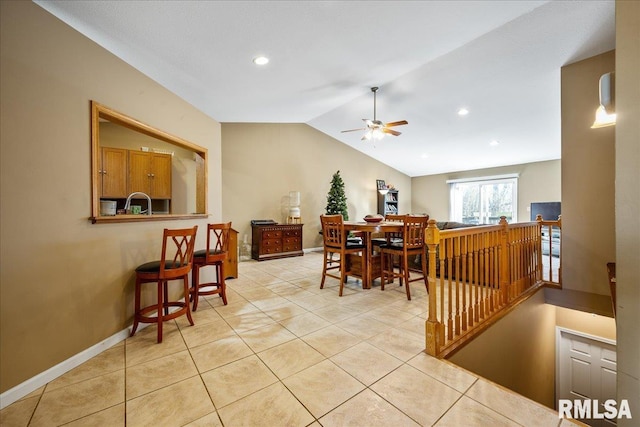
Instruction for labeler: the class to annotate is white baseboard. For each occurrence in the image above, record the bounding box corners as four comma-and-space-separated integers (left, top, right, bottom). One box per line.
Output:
0, 304, 184, 410
304, 247, 323, 253
0, 328, 129, 410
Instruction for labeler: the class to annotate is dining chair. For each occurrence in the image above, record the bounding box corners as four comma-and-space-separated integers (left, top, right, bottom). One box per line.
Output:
379, 215, 429, 300
191, 222, 232, 310
372, 213, 406, 248
320, 214, 366, 296
130, 226, 198, 343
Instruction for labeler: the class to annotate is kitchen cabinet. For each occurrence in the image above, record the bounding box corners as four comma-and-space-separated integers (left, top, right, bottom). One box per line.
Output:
99, 147, 128, 198
129, 151, 172, 199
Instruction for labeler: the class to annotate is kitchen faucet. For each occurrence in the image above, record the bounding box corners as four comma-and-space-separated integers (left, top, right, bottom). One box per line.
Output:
124, 192, 152, 215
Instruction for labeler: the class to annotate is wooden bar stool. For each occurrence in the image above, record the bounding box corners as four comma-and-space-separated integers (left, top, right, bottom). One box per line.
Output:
191, 222, 231, 310
130, 226, 198, 343
380, 215, 429, 300
320, 214, 366, 296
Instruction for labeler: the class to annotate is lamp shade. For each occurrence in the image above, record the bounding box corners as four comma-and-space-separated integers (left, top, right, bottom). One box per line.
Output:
591, 72, 616, 128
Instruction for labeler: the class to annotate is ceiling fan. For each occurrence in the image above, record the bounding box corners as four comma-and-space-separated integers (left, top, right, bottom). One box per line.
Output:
341, 86, 408, 141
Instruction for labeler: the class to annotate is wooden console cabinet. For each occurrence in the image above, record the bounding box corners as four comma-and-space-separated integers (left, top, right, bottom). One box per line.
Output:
251, 224, 303, 261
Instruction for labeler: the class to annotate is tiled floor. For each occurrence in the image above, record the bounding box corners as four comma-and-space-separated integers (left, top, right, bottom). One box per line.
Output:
1, 252, 577, 426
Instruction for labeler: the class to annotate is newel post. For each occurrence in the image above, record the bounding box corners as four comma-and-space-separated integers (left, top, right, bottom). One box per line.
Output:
499, 216, 511, 303
425, 219, 441, 356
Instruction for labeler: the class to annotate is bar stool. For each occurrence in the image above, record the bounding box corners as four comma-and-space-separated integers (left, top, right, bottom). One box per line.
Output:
380, 215, 429, 300
320, 214, 366, 296
191, 222, 231, 310
130, 226, 198, 343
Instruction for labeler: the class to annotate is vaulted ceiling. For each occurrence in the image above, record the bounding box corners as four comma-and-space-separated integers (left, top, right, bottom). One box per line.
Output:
35, 1, 615, 176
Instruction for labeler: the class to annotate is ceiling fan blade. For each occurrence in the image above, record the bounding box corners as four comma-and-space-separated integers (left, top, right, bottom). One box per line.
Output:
341, 128, 366, 133
384, 120, 408, 127
382, 128, 401, 136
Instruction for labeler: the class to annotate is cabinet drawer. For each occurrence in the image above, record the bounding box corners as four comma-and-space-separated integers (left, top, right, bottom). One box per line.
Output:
262, 244, 283, 254
261, 238, 282, 254
283, 244, 300, 252
262, 238, 282, 248
262, 230, 282, 239
283, 237, 301, 245
283, 229, 301, 238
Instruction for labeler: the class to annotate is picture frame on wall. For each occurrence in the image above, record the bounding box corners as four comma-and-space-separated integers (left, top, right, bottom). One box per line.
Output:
376, 179, 386, 190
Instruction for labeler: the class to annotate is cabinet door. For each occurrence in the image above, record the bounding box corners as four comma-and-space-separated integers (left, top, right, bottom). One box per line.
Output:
150, 153, 172, 199
100, 147, 128, 198
128, 151, 151, 194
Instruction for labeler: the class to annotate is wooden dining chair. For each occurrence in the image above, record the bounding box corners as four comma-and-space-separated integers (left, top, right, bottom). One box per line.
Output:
191, 222, 231, 310
380, 215, 429, 300
320, 214, 366, 296
130, 226, 198, 343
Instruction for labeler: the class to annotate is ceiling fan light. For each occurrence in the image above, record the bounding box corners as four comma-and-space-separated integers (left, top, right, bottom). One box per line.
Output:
372, 128, 384, 140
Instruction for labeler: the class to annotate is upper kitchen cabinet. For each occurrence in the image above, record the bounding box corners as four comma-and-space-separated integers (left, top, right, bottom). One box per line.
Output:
99, 147, 128, 198
129, 151, 172, 199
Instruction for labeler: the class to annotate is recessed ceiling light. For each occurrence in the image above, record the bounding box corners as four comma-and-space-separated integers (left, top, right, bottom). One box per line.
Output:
253, 56, 269, 65
457, 108, 469, 116
490, 140, 500, 146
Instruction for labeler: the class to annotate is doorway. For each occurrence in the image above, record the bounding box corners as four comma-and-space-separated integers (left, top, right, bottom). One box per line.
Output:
556, 327, 617, 426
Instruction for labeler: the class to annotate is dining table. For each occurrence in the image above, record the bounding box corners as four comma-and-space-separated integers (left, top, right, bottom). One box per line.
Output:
343, 220, 404, 289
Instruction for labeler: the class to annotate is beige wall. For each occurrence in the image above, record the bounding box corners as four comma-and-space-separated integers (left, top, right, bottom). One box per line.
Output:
221, 123, 411, 249
614, 1, 640, 423
411, 160, 561, 223
560, 51, 616, 298
449, 291, 557, 408
0, 1, 221, 393
555, 307, 616, 341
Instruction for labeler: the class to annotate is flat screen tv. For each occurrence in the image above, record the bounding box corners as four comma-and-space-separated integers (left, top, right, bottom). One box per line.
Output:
530, 202, 561, 221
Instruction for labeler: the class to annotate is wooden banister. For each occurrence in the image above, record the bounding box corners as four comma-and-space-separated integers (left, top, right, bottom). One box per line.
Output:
425, 216, 562, 358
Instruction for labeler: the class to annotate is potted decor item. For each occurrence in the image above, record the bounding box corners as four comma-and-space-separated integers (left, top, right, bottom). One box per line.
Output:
325, 170, 349, 220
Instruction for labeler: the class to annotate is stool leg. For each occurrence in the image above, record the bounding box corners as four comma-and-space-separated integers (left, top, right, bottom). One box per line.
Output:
403, 255, 411, 301
130, 277, 142, 337
339, 252, 346, 296
320, 249, 328, 289
192, 265, 200, 311
157, 280, 164, 343
380, 251, 387, 291
218, 263, 228, 305
183, 276, 194, 326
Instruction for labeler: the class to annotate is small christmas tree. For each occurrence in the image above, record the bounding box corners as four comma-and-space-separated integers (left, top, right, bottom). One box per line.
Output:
325, 170, 349, 220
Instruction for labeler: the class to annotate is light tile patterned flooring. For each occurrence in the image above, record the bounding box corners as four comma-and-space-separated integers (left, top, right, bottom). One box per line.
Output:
1, 251, 576, 426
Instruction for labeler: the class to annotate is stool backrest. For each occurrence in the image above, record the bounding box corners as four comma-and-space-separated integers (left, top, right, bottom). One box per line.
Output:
205, 222, 232, 263
320, 214, 346, 250
160, 226, 198, 279
385, 214, 406, 241
403, 215, 429, 250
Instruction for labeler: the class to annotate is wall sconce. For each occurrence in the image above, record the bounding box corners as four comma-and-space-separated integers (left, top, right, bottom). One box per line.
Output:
378, 188, 389, 195
591, 72, 616, 129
